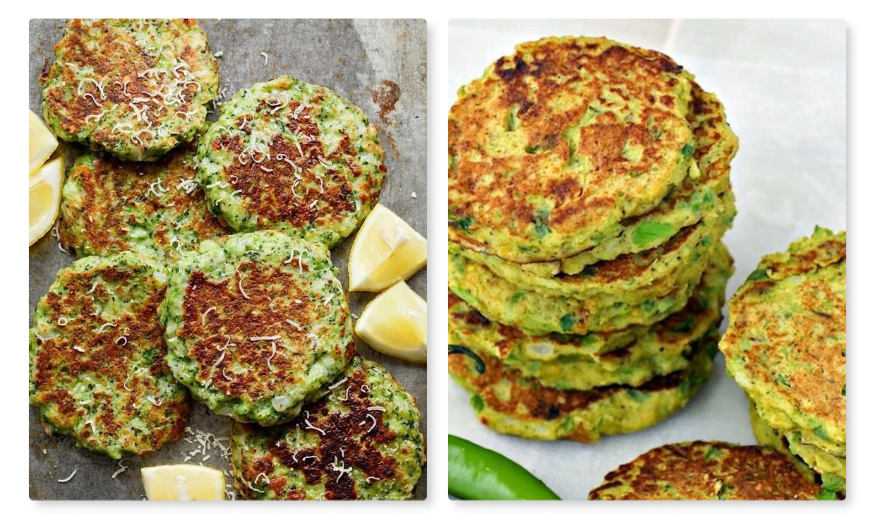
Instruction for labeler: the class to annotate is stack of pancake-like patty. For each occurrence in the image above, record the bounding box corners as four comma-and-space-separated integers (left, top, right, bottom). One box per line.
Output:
447, 36, 738, 442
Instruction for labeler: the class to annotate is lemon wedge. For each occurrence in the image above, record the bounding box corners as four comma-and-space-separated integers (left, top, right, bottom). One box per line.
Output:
355, 281, 427, 363
141, 464, 225, 501
29, 157, 64, 246
349, 203, 427, 291
30, 109, 58, 176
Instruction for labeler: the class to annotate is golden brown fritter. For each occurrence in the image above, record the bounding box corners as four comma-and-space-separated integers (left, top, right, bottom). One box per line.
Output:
60, 145, 229, 261
448, 37, 697, 262
721, 228, 845, 453
160, 231, 352, 426
29, 252, 190, 459
197, 76, 385, 248
40, 19, 219, 161
589, 441, 827, 500
230, 356, 425, 500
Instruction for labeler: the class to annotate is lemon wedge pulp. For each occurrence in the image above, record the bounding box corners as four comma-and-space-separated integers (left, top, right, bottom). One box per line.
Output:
141, 464, 225, 501
349, 203, 427, 291
355, 281, 427, 364
29, 109, 58, 176
29, 157, 64, 246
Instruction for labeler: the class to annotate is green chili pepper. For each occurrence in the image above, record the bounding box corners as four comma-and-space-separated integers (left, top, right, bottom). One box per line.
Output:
448, 435, 561, 500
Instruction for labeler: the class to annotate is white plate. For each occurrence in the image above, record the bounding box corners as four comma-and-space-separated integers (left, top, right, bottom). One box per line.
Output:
447, 18, 846, 499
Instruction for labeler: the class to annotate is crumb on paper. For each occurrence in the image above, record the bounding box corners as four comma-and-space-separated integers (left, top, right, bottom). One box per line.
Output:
411, 192, 417, 199
214, 51, 224, 58
260, 52, 268, 66
112, 458, 129, 479
57, 468, 78, 483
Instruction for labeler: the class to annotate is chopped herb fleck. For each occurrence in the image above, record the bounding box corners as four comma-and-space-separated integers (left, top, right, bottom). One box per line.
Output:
777, 373, 791, 388
672, 317, 695, 333
633, 221, 675, 247
704, 341, 720, 360
578, 267, 596, 277
813, 426, 833, 442
746, 268, 769, 282
560, 416, 575, 432
533, 209, 551, 238
506, 105, 520, 132
448, 345, 485, 374
559, 314, 575, 332
817, 490, 838, 500
704, 446, 723, 461
626, 389, 649, 402
679, 378, 692, 398
821, 475, 845, 493
451, 215, 474, 232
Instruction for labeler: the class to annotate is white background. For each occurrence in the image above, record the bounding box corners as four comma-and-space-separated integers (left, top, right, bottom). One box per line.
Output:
448, 18, 846, 499
7, 0, 877, 525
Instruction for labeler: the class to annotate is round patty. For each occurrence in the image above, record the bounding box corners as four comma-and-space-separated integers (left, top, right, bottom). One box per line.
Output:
448, 241, 731, 390
160, 231, 353, 426
60, 145, 229, 261
588, 441, 829, 500
720, 227, 846, 457
448, 36, 696, 263
197, 76, 386, 248
230, 356, 425, 500
40, 19, 220, 161
29, 252, 191, 459
519, 81, 738, 277
448, 336, 716, 443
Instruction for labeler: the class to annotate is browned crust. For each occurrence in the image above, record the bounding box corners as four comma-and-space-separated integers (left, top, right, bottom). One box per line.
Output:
32, 263, 189, 454
448, 345, 685, 422
724, 265, 846, 430
448, 37, 691, 254
42, 19, 213, 147
178, 263, 334, 400
722, 231, 846, 440
763, 238, 846, 279
208, 77, 383, 232
59, 146, 228, 255
688, 81, 738, 188
589, 441, 823, 500
236, 367, 400, 500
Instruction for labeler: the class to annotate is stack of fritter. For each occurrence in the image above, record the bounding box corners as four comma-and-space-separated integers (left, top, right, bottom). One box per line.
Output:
447, 36, 738, 442
720, 228, 846, 496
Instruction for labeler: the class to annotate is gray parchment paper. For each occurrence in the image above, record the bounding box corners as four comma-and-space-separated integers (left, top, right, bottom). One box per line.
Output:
29, 18, 427, 500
